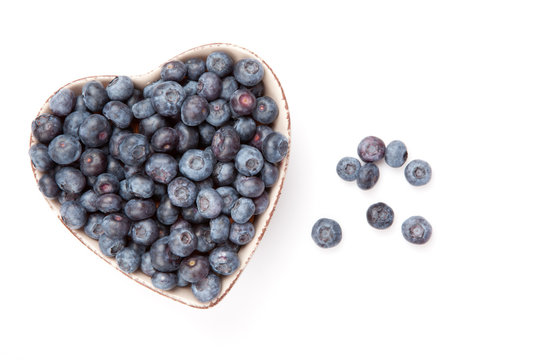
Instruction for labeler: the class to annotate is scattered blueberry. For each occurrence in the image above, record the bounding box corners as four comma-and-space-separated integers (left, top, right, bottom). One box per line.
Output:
32, 114, 63, 144
141, 252, 157, 277
385, 140, 408, 168
311, 218, 342, 248
96, 193, 123, 213
212, 162, 237, 187
175, 123, 199, 154
139, 115, 167, 139
151, 81, 186, 117
336, 157, 361, 181
358, 136, 386, 163
404, 159, 432, 186
216, 186, 240, 216
356, 163, 379, 190
195, 224, 216, 252
366, 202, 394, 230
401, 216, 432, 244
249, 125, 273, 150
126, 174, 155, 199
79, 190, 99, 212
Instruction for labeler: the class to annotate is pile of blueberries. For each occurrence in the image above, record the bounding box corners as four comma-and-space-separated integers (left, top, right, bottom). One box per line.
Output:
29, 51, 289, 303
312, 136, 432, 248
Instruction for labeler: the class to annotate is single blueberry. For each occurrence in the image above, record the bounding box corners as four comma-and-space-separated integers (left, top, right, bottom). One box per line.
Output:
253, 191, 269, 215
103, 101, 133, 129
79, 190, 99, 212
157, 195, 180, 226
75, 94, 87, 111
78, 114, 112, 148
150, 236, 182, 272
234, 175, 265, 198
124, 199, 156, 221
126, 88, 143, 108
211, 126, 241, 162
151, 81, 186, 117
102, 213, 131, 238
209, 215, 230, 244
49, 88, 75, 117
195, 224, 215, 253
336, 157, 361, 181
96, 193, 123, 213
385, 140, 408, 168
404, 160, 432, 186
178, 255, 210, 283
99, 234, 126, 257
186, 58, 206, 80
249, 125, 273, 150
235, 145, 264, 176
126, 174, 154, 199
196, 177, 215, 190
115, 248, 141, 273
402, 216, 432, 245
261, 162, 279, 187
161, 60, 187, 82
209, 246, 239, 276
358, 136, 386, 163
94, 173, 120, 195
151, 127, 179, 153
131, 219, 159, 246
196, 188, 224, 219
118, 133, 151, 167
234, 58, 264, 87
192, 273, 221, 303
366, 202, 394, 230
29, 143, 54, 172
84, 213, 105, 240
231, 197, 255, 224
262, 132, 289, 164
55, 167, 86, 194
216, 186, 240, 216
220, 76, 239, 101
82, 80, 109, 112
151, 271, 177, 290
181, 95, 209, 126
106, 76, 134, 101
169, 227, 198, 257
107, 156, 126, 181
182, 205, 207, 225
179, 149, 214, 181
145, 153, 178, 184
63, 110, 91, 138
183, 80, 198, 96
212, 162, 237, 187
206, 51, 234, 77
132, 98, 156, 119
252, 96, 278, 124
197, 72, 222, 101
60, 201, 87, 229
311, 218, 342, 248
108, 130, 130, 159
247, 81, 265, 97
167, 177, 197, 208
32, 114, 62, 144
175, 122, 199, 154
80, 148, 107, 176
230, 89, 256, 116
198, 122, 216, 147
229, 222, 255, 246
233, 117, 256, 143
141, 252, 157, 276
119, 179, 134, 201
356, 163, 379, 190
38, 173, 61, 198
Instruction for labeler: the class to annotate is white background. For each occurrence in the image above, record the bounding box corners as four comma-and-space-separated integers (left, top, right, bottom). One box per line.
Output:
2, 0, 540, 359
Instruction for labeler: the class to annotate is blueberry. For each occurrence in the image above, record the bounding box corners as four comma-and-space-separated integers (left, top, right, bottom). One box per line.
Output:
253, 191, 269, 215
211, 126, 241, 162
32, 114, 62, 143
49, 88, 75, 117
150, 236, 182, 272
55, 167, 86, 194
402, 216, 432, 244
126, 88, 143, 108
102, 213, 131, 238
181, 205, 207, 225
75, 95, 87, 111
79, 114, 112, 148
220, 76, 239, 101
108, 130, 130, 159
141, 252, 157, 276
60, 201, 87, 229
366, 202, 394, 230
358, 136, 386, 163
29, 143, 54, 172
48, 135, 82, 165
216, 186, 239, 216
124, 199, 156, 221
247, 82, 265, 98
233, 117, 256, 143
262, 132, 288, 164
175, 123, 200, 154
156, 195, 180, 225
196, 188, 224, 219
132, 99, 156, 119
143, 80, 163, 98
192, 273, 221, 303
84, 213, 105, 240
204, 146, 217, 167
336, 157, 361, 181
126, 174, 154, 198
106, 76, 134, 101
166, 177, 196, 208
80, 148, 107, 176
151, 127, 179, 153
102, 101, 133, 129
144, 153, 177, 185
79, 190, 99, 212
161, 60, 187, 82
311, 218, 342, 248
196, 177, 215, 190
82, 80, 109, 112
195, 224, 215, 252
139, 115, 167, 139
58, 191, 81, 204
169, 227, 198, 257
385, 140, 408, 168
183, 80, 198, 96
63, 110, 91, 137
119, 179, 134, 201
230, 89, 256, 116
94, 173, 120, 195
235, 145, 264, 176
107, 156, 126, 180
209, 246, 239, 276
230, 197, 255, 224
170, 218, 193, 232
113, 247, 140, 273
404, 160, 432, 186
180, 95, 209, 126
131, 219, 159, 246
206, 51, 234, 77
229, 222, 255, 245
209, 215, 230, 244
234, 175, 265, 198
260, 162, 279, 187
151, 272, 177, 290
99, 234, 126, 257
356, 163, 379, 190
186, 57, 206, 80
252, 96, 278, 124
151, 81, 186, 117
234, 58, 264, 86
38, 173, 61, 198
178, 255, 210, 283
118, 133, 151, 167
179, 149, 214, 181
212, 162, 236, 187
177, 274, 190, 287
96, 193, 123, 213
249, 125, 273, 150
197, 72, 222, 101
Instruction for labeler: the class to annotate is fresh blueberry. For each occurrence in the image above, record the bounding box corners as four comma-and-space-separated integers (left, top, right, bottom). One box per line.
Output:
358, 136, 386, 163
169, 227, 198, 257
197, 72, 222, 101
32, 114, 62, 143
311, 218, 342, 248
182, 205, 207, 224
260, 162, 279, 187
196, 188, 224, 219
150, 236, 182, 272
96, 193, 123, 213
186, 57, 206, 80
143, 80, 163, 98
102, 101, 133, 129
229, 222, 255, 245
151, 271, 177, 290
55, 167, 86, 193
216, 186, 239, 216
178, 255, 210, 283
176, 274, 190, 287
102, 213, 131, 238
198, 122, 216, 147
119, 179, 134, 201
151, 127, 178, 153
220, 76, 239, 101
247, 81, 265, 98
75, 95, 87, 111
157, 195, 180, 225
234, 175, 265, 198
192, 273, 221, 303
234, 58, 264, 86
49, 88, 75, 117
170, 218, 193, 233
253, 191, 269, 215
38, 173, 61, 198
139, 114, 168, 138
107, 156, 126, 181
131, 219, 159, 246
209, 215, 230, 244
141, 252, 157, 276
204, 146, 217, 167
249, 125, 273, 150
212, 162, 236, 187
211, 126, 241, 162
195, 224, 215, 252
385, 140, 408, 168
356, 163, 379, 190
262, 132, 288, 164
82, 80, 108, 112
78, 114, 112, 148
124, 199, 156, 221
144, 153, 177, 184
209, 246, 239, 276
129, 240, 148, 257
115, 248, 141, 273
231, 197, 255, 224
175, 122, 199, 154
252, 96, 278, 124
196, 177, 215, 190
161, 60, 186, 82
126, 88, 143, 108
132, 99, 156, 119
336, 157, 361, 181
106, 76, 134, 101
183, 80, 198, 96
402, 216, 432, 245
167, 177, 197, 208
179, 149, 214, 181
230, 89, 256, 116
118, 133, 151, 167
63, 110, 90, 138
60, 201, 87, 229
29, 143, 54, 172
94, 173, 120, 195
58, 191, 81, 204
235, 145, 264, 176
151, 81, 186, 117
233, 117, 256, 143
126, 174, 154, 198
366, 202, 394, 230
79, 190, 99, 212
84, 213, 105, 240
404, 160, 432, 186
108, 130, 130, 159
180, 95, 209, 126
98, 234, 126, 257
206, 51, 234, 77
80, 148, 107, 176
123, 164, 142, 178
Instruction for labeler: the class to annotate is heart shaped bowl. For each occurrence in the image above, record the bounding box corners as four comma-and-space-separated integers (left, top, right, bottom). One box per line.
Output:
30, 43, 291, 308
